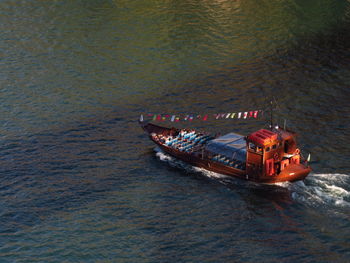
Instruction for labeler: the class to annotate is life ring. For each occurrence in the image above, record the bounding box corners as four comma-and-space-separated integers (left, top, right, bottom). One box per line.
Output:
294, 148, 300, 155
274, 152, 279, 160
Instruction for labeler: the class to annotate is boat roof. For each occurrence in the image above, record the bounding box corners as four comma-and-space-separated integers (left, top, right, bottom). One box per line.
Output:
205, 132, 246, 162
248, 129, 278, 146
247, 128, 297, 146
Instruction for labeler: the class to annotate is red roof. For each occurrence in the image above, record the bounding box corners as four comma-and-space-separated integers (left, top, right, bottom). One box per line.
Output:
248, 129, 278, 146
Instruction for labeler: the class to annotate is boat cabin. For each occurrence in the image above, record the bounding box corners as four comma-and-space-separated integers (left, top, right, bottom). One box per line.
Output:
246, 128, 300, 178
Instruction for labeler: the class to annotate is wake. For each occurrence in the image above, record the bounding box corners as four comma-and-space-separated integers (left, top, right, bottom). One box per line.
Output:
155, 147, 350, 208
287, 173, 350, 208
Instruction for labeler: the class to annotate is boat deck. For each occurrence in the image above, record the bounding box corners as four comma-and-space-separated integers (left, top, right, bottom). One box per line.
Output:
153, 129, 246, 170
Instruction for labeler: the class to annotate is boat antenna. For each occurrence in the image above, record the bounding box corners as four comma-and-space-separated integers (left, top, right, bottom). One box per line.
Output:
269, 97, 280, 130
270, 100, 273, 130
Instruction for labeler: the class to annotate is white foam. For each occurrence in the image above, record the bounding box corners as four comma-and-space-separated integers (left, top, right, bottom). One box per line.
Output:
324, 184, 349, 197
309, 173, 349, 184
288, 173, 350, 208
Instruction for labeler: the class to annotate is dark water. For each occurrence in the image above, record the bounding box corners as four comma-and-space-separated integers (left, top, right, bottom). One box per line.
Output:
1, 0, 350, 262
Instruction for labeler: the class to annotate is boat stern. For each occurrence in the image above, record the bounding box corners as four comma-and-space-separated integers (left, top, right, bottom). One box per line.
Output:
277, 163, 311, 182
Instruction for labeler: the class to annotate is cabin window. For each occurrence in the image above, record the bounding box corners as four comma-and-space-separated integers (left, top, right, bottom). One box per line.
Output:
266, 147, 270, 152
249, 143, 263, 153
272, 144, 277, 150
249, 142, 256, 151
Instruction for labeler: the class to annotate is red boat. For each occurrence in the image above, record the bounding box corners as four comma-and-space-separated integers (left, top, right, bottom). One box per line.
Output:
140, 119, 311, 184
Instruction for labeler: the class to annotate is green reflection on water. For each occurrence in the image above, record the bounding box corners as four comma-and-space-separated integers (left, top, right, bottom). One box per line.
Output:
0, 0, 348, 135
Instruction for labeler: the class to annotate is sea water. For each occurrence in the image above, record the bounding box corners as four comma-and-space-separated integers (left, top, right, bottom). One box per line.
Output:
0, 0, 349, 262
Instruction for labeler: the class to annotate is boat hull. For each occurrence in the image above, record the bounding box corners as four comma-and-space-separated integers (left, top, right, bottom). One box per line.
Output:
158, 143, 310, 183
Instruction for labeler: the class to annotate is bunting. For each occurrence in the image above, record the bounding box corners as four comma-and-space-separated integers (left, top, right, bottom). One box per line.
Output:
141, 110, 262, 122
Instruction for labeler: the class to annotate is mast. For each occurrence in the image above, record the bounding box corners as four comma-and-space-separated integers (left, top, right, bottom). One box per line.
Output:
270, 100, 273, 130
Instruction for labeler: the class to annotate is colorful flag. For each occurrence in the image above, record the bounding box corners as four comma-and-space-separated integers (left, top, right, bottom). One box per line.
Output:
145, 110, 262, 121
161, 115, 169, 121
184, 115, 194, 121
214, 113, 226, 119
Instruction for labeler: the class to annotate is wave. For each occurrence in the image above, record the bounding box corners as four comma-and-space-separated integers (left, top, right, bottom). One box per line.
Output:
288, 173, 350, 208
154, 147, 350, 208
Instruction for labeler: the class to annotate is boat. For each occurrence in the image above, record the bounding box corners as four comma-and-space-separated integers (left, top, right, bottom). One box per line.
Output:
139, 117, 311, 184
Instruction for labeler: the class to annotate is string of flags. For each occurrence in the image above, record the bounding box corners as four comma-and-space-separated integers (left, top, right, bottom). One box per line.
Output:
140, 110, 263, 122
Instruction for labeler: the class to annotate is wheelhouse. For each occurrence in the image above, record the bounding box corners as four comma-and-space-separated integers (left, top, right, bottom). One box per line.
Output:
246, 128, 301, 178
